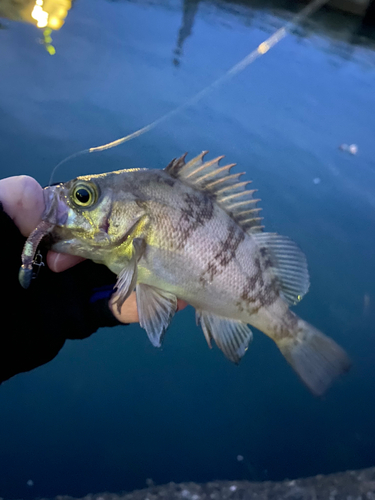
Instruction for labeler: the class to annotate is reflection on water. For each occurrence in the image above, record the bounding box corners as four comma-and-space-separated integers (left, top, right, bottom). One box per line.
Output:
0, 0, 72, 52
0, 0, 72, 29
1, 0, 375, 58
112, 0, 375, 65
173, 0, 200, 66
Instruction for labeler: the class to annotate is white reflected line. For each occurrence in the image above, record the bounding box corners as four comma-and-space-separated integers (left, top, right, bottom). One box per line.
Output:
49, 0, 329, 184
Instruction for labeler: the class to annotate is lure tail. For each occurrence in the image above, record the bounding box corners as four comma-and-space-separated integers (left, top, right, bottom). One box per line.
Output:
19, 220, 54, 288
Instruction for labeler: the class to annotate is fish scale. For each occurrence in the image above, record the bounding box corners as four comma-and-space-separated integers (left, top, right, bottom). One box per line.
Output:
19, 152, 351, 395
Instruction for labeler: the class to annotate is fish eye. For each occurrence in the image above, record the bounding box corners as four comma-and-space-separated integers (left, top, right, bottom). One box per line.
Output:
71, 182, 98, 208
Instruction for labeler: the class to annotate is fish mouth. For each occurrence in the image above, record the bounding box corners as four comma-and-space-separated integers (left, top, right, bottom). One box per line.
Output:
43, 185, 69, 226
19, 185, 67, 289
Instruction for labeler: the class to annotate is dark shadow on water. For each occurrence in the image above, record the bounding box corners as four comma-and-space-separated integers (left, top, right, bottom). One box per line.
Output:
2, 0, 375, 62
173, 0, 200, 66
109, 0, 375, 65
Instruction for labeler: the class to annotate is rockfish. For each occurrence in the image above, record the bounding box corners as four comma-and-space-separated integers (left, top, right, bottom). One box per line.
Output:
20, 152, 350, 395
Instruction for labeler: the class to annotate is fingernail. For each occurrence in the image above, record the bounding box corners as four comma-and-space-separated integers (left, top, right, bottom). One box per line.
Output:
48, 252, 61, 272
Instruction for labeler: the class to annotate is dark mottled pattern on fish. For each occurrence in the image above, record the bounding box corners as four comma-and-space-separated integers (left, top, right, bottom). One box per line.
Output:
236, 257, 279, 314
259, 246, 273, 269
272, 310, 300, 341
175, 193, 214, 250
264, 257, 273, 269
153, 172, 176, 188
199, 220, 245, 284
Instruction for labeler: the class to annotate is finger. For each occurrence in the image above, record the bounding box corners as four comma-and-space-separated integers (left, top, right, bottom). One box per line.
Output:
109, 294, 189, 324
0, 176, 44, 236
110, 291, 139, 323
177, 299, 188, 311
47, 251, 86, 273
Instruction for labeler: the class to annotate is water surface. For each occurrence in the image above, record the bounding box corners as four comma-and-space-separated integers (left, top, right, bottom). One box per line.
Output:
0, 0, 375, 498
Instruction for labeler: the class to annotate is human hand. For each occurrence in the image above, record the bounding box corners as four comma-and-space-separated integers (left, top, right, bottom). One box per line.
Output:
0, 175, 84, 270
0, 176, 187, 323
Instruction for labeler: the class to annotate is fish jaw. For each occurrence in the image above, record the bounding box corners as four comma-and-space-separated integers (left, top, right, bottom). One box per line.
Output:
42, 185, 69, 226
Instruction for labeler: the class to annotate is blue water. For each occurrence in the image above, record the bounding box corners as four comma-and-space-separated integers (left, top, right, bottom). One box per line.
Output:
1, 0, 375, 498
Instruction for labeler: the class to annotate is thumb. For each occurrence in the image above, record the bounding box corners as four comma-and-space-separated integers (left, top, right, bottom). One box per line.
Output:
0, 176, 44, 236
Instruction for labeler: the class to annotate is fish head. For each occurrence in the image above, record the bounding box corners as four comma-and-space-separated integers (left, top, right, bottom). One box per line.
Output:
42, 171, 148, 261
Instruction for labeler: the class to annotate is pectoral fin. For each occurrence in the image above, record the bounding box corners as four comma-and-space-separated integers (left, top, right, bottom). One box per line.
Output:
136, 284, 177, 347
196, 311, 253, 364
112, 238, 145, 313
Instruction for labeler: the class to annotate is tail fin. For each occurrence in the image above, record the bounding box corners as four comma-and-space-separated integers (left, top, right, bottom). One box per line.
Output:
277, 321, 351, 396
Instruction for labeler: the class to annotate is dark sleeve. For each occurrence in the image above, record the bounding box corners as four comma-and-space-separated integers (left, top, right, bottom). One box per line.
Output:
0, 205, 124, 384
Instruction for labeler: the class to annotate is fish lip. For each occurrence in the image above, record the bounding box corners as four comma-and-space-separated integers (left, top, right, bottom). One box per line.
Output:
42, 185, 68, 226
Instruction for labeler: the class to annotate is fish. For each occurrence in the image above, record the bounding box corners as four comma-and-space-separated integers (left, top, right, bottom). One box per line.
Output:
19, 152, 351, 395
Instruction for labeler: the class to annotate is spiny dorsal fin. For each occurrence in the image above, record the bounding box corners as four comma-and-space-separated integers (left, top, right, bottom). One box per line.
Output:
253, 232, 310, 305
165, 152, 263, 233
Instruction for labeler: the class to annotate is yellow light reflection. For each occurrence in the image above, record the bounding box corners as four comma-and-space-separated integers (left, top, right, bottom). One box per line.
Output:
26, 0, 71, 30
0, 0, 71, 53
48, 16, 64, 29
31, 1, 48, 28
46, 44, 56, 55
43, 27, 56, 55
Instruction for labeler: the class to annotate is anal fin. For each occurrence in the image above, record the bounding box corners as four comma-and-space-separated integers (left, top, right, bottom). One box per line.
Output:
196, 311, 253, 364
136, 284, 177, 347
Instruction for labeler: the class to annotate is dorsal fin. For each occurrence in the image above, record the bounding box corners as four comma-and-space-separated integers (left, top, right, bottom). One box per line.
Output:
165, 152, 263, 233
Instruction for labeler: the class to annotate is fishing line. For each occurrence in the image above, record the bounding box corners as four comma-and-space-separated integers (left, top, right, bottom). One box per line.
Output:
49, 0, 328, 185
